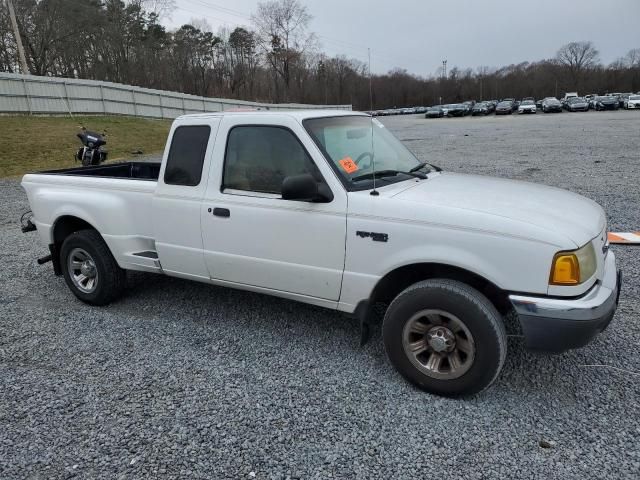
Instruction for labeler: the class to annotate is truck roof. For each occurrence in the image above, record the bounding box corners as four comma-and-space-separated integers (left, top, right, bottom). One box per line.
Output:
176, 109, 363, 121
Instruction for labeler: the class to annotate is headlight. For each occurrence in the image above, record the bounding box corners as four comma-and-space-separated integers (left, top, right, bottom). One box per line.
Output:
549, 242, 597, 285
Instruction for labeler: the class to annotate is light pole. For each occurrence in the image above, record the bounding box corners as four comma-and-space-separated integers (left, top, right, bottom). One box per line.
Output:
5, 0, 29, 74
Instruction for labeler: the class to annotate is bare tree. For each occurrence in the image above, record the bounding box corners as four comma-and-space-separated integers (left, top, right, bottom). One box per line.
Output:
251, 0, 317, 101
138, 0, 175, 20
624, 48, 640, 68
189, 18, 212, 33
556, 41, 600, 88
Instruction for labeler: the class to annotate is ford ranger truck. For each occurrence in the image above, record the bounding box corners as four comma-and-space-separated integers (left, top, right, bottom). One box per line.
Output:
21, 111, 622, 397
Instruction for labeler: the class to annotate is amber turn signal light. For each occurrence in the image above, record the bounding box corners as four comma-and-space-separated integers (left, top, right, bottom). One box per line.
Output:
550, 253, 580, 285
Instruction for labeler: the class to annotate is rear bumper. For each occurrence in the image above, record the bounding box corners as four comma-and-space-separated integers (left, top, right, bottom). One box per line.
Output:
509, 252, 620, 353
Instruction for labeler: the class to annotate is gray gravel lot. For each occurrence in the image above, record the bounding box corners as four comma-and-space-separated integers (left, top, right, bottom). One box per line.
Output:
1, 111, 639, 479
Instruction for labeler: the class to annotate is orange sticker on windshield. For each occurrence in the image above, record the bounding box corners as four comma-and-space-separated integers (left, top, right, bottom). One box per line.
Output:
339, 156, 359, 174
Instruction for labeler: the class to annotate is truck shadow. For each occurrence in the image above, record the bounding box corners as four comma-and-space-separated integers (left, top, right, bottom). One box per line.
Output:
122, 271, 629, 403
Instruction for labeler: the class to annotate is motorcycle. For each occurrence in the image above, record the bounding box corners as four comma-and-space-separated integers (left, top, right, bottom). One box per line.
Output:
75, 127, 108, 166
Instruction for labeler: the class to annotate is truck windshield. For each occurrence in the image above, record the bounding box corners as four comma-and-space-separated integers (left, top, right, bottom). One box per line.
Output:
303, 115, 427, 190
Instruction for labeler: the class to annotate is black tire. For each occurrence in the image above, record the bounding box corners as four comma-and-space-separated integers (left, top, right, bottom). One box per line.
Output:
60, 229, 126, 306
383, 279, 507, 397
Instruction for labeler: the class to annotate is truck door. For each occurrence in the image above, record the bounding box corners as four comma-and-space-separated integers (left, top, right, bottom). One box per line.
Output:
200, 115, 347, 303
153, 117, 220, 279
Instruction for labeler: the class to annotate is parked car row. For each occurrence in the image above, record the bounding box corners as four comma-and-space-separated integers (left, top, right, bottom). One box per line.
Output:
369, 107, 428, 116
365, 91, 640, 118
578, 92, 640, 110
423, 92, 640, 118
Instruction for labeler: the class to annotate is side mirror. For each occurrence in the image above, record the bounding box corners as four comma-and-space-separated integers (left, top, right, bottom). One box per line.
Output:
282, 174, 332, 202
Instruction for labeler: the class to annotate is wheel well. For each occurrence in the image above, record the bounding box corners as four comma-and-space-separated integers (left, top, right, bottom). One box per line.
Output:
53, 216, 96, 246
50, 216, 97, 275
370, 263, 511, 316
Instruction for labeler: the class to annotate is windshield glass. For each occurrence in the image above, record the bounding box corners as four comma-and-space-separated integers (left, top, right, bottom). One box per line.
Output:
630, 95, 640, 100
521, 100, 534, 105
304, 116, 425, 190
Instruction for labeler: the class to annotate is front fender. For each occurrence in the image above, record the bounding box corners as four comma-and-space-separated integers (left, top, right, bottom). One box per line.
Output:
339, 219, 558, 312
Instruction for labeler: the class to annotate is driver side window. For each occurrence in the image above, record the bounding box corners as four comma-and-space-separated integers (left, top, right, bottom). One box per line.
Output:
223, 126, 320, 195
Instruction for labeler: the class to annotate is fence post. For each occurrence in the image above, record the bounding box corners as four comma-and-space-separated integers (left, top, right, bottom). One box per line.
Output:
181, 96, 186, 115
159, 93, 164, 118
62, 80, 73, 116
99, 85, 106, 114
132, 88, 138, 117
22, 78, 32, 115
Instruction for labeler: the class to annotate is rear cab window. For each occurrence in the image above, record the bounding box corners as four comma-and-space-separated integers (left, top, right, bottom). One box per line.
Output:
164, 125, 211, 186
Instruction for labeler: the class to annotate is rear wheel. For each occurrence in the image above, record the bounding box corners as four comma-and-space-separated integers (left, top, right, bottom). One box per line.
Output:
60, 230, 126, 305
383, 279, 507, 397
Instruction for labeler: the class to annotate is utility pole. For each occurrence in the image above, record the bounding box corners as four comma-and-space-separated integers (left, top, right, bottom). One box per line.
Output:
5, 0, 29, 74
368, 48, 373, 111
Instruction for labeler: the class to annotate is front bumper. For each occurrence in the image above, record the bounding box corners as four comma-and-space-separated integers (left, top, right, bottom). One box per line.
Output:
509, 251, 621, 353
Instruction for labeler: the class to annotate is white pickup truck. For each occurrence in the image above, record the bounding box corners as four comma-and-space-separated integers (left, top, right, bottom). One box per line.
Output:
21, 111, 621, 396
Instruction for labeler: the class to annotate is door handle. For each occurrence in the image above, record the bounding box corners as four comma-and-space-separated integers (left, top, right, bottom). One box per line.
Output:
212, 207, 230, 218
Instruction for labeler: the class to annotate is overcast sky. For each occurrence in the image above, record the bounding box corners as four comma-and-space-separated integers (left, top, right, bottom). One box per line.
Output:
168, 0, 640, 77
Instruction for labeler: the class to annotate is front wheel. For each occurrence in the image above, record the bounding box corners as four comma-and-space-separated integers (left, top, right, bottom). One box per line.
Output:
383, 279, 507, 397
60, 230, 126, 305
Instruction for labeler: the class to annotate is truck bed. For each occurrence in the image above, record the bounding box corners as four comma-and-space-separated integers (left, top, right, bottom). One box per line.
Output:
39, 162, 160, 181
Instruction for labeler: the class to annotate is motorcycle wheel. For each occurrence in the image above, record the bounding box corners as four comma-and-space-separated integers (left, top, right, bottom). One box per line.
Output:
81, 150, 92, 167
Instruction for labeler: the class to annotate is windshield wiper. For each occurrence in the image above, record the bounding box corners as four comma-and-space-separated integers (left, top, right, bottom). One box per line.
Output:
351, 170, 402, 182
352, 169, 426, 182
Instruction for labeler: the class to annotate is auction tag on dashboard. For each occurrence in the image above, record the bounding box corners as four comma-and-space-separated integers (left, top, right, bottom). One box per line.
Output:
339, 156, 359, 174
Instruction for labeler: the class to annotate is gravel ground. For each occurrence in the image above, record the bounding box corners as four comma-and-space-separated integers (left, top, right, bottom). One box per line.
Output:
1, 111, 639, 479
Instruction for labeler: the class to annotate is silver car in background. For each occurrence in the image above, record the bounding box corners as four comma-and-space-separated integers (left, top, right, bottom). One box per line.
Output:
566, 97, 589, 112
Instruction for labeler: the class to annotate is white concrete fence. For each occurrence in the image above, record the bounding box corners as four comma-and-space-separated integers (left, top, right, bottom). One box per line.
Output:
0, 73, 351, 118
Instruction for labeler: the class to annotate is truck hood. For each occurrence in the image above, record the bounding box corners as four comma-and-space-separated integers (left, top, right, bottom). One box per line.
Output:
392, 172, 605, 247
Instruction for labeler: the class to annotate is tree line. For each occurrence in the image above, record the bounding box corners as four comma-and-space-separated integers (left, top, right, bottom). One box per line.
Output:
1, 0, 639, 110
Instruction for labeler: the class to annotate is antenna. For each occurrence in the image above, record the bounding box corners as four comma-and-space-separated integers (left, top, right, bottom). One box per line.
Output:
368, 48, 378, 196
369, 114, 378, 196
368, 48, 373, 112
